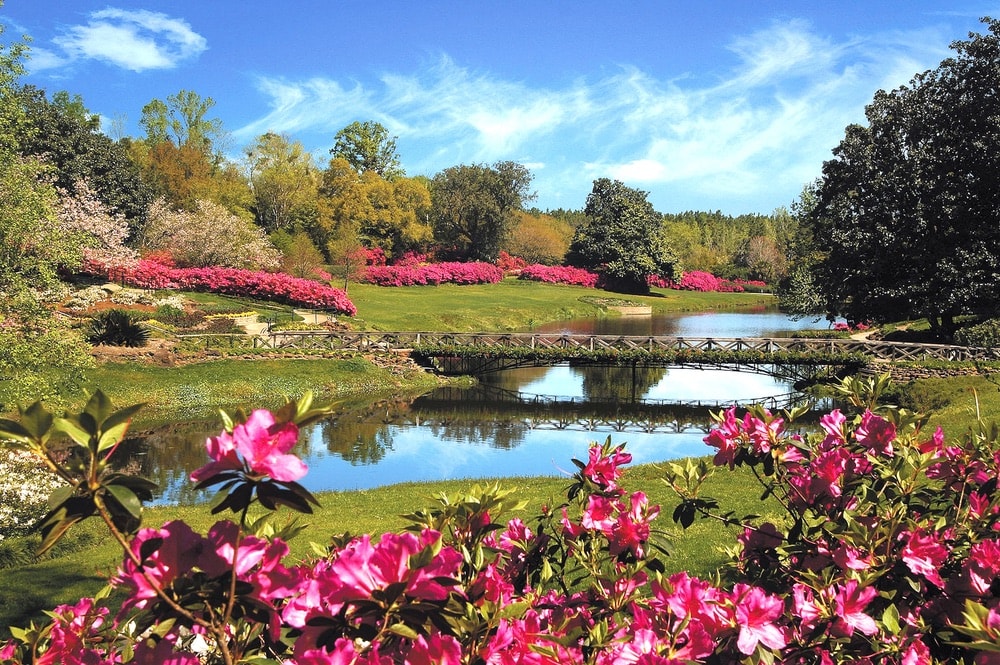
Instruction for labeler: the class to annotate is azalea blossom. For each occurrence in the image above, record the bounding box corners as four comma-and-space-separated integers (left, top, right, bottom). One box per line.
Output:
190, 409, 306, 483
732, 583, 788, 655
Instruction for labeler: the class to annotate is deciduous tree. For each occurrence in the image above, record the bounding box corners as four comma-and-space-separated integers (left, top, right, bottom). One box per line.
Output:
139, 199, 280, 270
430, 161, 534, 262
330, 120, 404, 180
245, 132, 319, 232
567, 178, 678, 293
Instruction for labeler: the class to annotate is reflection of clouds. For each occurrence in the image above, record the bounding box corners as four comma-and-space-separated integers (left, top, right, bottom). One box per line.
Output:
645, 368, 787, 403
297, 426, 709, 493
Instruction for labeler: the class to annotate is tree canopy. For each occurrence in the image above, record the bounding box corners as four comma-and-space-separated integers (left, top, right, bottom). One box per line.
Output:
809, 17, 1000, 335
567, 178, 678, 294
330, 120, 404, 180
430, 161, 534, 262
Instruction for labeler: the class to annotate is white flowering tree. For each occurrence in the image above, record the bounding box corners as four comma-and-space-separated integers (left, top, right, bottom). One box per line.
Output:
140, 198, 281, 270
53, 179, 137, 272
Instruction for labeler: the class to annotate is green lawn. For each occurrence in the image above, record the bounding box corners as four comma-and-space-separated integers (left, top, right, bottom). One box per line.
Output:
345, 278, 774, 331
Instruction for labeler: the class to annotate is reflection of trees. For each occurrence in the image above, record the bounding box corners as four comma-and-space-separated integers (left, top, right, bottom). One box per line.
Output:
572, 364, 667, 403
319, 420, 394, 465
422, 420, 527, 451
479, 366, 550, 392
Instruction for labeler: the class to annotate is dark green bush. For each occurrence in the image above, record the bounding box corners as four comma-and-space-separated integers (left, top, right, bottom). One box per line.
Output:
954, 318, 1000, 347
87, 310, 150, 347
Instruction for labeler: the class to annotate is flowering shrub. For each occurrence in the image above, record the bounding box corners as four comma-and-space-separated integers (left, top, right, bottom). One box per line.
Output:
649, 271, 769, 293
2, 375, 999, 663
496, 251, 528, 273
83, 258, 357, 315
363, 261, 503, 286
519, 263, 600, 287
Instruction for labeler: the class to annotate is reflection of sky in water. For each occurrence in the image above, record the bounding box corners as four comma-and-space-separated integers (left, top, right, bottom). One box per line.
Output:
151, 311, 831, 503
303, 424, 710, 492
517, 366, 789, 403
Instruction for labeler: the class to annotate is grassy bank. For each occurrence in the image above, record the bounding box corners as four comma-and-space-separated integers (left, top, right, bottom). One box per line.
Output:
80, 357, 446, 425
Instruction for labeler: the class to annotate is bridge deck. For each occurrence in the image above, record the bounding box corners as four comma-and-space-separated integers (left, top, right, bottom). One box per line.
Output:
199, 331, 998, 363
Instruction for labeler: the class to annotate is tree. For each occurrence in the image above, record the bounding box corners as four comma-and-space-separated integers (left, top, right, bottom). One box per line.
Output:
430, 161, 534, 262
503, 210, 573, 265
316, 157, 433, 262
810, 18, 1000, 336
567, 178, 678, 294
139, 199, 280, 270
140, 89, 226, 157
245, 132, 319, 232
0, 27, 92, 406
330, 120, 404, 180
15, 86, 153, 233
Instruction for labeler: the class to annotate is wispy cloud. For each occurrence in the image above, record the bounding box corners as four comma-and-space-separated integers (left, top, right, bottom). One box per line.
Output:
38, 8, 206, 73
238, 20, 957, 211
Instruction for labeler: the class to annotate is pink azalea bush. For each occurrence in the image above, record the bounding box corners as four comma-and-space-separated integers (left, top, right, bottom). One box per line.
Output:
519, 263, 600, 287
363, 261, 503, 286
83, 257, 356, 315
3, 375, 1000, 663
648, 271, 768, 293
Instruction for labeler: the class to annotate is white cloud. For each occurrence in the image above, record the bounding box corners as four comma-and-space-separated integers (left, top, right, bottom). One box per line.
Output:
237, 20, 961, 212
51, 8, 206, 72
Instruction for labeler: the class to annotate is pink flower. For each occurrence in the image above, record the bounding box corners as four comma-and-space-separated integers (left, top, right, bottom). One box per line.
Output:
855, 410, 896, 456
831, 580, 879, 637
900, 529, 949, 588
191, 409, 306, 483
582, 444, 632, 493
732, 583, 788, 655
581, 495, 617, 533
404, 633, 462, 665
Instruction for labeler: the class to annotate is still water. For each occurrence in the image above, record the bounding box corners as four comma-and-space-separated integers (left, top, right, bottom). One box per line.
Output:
141, 308, 835, 505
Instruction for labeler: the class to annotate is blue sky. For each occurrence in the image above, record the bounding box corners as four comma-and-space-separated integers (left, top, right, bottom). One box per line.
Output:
2, 1, 998, 214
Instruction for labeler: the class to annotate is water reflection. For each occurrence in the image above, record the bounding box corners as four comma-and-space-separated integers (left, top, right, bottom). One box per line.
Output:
135, 309, 832, 505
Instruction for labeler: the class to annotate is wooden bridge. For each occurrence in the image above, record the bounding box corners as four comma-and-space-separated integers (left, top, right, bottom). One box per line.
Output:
180, 330, 999, 373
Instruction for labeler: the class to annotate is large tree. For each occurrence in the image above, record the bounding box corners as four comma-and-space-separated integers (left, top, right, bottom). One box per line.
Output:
245, 132, 319, 232
811, 18, 1000, 336
330, 120, 404, 180
317, 157, 432, 261
15, 86, 153, 233
430, 161, 534, 262
567, 178, 678, 294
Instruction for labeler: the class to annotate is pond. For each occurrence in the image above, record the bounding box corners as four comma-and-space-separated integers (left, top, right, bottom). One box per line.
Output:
136, 307, 837, 505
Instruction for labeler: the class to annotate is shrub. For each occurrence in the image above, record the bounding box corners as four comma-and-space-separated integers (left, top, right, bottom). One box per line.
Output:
363, 261, 503, 286
86, 309, 150, 347
954, 318, 1000, 347
518, 263, 599, 287
82, 259, 357, 315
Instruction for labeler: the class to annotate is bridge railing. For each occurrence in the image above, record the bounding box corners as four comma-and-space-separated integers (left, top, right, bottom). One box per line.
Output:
176, 330, 999, 363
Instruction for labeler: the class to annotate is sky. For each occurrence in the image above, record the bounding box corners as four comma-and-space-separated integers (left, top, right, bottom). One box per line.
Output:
2, 1, 998, 215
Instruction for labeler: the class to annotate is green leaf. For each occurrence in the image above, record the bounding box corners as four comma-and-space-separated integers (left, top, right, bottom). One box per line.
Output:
0, 417, 35, 445
47, 485, 74, 510
100, 402, 145, 434
97, 421, 131, 454
387, 623, 420, 640
20, 401, 54, 439
84, 390, 113, 424
54, 417, 93, 448
105, 483, 143, 520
